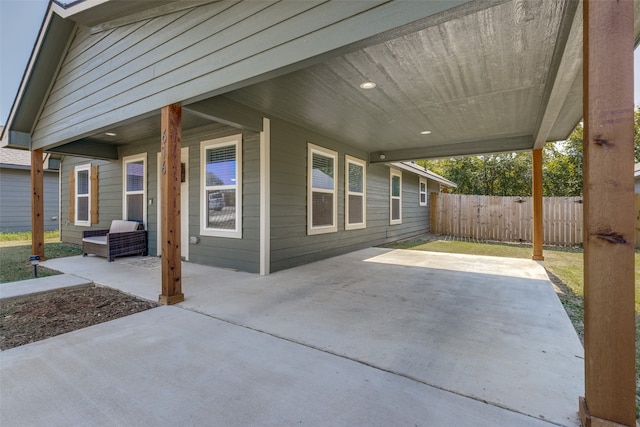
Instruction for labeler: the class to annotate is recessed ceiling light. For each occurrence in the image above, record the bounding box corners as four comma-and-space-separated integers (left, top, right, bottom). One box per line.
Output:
359, 81, 376, 89
420, 130, 432, 135
105, 132, 117, 137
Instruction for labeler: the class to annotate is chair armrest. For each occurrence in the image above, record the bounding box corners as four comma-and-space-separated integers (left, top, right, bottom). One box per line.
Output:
83, 229, 109, 238
106, 230, 147, 245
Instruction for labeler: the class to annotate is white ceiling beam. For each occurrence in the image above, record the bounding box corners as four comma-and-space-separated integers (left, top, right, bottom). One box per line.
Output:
533, 0, 582, 149
184, 97, 263, 132
369, 135, 534, 163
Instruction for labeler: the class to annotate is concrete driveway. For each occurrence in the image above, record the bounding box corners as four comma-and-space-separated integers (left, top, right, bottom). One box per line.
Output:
1, 248, 584, 426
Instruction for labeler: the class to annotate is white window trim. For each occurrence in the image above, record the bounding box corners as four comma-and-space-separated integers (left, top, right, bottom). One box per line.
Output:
122, 153, 147, 226
74, 163, 91, 227
345, 155, 366, 230
308, 143, 338, 235
200, 134, 242, 238
419, 177, 427, 207
390, 168, 402, 225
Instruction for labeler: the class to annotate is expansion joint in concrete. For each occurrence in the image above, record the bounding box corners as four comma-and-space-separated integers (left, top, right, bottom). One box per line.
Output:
181, 306, 570, 427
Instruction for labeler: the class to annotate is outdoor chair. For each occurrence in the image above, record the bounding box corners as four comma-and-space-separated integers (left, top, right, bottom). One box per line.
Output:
82, 220, 147, 262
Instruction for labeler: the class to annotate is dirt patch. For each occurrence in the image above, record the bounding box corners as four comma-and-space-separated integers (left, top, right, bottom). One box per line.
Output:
0, 285, 158, 350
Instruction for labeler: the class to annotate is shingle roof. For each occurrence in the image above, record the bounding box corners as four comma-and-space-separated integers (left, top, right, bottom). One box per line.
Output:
0, 147, 31, 167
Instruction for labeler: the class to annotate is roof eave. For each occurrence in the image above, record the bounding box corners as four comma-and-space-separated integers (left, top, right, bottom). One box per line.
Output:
1, 5, 75, 149
390, 162, 458, 188
52, 0, 177, 27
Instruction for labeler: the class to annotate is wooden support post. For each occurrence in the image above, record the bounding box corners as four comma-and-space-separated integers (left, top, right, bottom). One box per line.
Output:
158, 104, 184, 305
581, 0, 635, 425
531, 149, 544, 261
31, 149, 45, 260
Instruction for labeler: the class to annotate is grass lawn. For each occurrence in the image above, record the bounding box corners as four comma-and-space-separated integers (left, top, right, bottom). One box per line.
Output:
0, 231, 82, 283
385, 235, 640, 417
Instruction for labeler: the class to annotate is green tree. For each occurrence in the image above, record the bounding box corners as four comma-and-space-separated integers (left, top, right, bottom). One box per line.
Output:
419, 106, 640, 197
418, 153, 531, 196
542, 122, 583, 196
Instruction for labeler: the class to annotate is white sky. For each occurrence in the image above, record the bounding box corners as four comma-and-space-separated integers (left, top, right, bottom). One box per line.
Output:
1, 0, 640, 127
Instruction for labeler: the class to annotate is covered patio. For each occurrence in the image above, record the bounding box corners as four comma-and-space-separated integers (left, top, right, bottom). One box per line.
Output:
2, 0, 636, 423
1, 248, 583, 426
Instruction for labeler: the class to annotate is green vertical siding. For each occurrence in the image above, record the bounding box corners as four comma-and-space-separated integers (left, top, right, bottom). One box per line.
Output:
61, 121, 260, 273
270, 118, 430, 272
60, 106, 433, 274
184, 124, 261, 273
60, 157, 119, 244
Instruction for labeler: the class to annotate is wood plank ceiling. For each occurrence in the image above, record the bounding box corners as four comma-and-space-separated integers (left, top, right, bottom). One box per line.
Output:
223, 0, 578, 160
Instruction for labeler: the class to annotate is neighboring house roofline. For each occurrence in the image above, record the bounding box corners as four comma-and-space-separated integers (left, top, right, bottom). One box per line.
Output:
0, 163, 59, 172
391, 161, 457, 188
0, 147, 32, 167
0, 164, 31, 171
0, 147, 59, 171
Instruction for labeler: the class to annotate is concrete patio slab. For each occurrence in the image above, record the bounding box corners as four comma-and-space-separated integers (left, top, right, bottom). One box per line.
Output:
18, 248, 584, 426
1, 306, 556, 427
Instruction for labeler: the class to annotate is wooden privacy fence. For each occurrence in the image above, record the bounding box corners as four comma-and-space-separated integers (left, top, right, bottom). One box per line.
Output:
430, 193, 584, 246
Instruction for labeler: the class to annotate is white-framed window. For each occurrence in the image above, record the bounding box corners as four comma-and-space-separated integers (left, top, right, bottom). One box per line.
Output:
390, 168, 402, 225
419, 177, 427, 206
200, 134, 242, 238
345, 155, 366, 230
123, 153, 147, 225
74, 164, 91, 226
308, 143, 337, 235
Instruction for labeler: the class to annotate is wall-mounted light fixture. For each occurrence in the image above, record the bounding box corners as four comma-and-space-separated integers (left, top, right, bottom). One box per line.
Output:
379, 153, 386, 160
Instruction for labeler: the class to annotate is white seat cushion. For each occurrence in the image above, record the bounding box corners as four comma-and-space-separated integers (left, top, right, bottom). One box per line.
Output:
82, 236, 107, 245
109, 220, 140, 233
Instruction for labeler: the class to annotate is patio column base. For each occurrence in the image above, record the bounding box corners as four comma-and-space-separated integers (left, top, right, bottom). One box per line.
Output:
158, 293, 184, 305
579, 397, 635, 427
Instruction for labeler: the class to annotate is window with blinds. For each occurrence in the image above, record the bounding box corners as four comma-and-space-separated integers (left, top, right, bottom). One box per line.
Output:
419, 177, 427, 206
308, 144, 337, 235
75, 165, 91, 225
390, 169, 402, 224
345, 155, 366, 230
200, 135, 242, 238
123, 154, 146, 224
